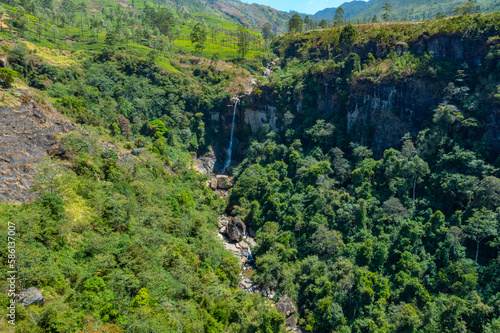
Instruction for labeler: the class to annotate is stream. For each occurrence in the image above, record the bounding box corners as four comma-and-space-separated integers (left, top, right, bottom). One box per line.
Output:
216, 213, 276, 299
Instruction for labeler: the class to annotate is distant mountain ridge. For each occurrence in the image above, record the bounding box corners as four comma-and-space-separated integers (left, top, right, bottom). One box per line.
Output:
314, 0, 370, 20
313, 0, 500, 22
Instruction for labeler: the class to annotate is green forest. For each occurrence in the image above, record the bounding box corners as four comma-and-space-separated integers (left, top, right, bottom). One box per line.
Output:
0, 0, 499, 332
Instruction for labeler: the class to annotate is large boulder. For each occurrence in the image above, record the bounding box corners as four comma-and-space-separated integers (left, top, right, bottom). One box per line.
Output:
227, 217, 246, 242
275, 297, 295, 317
285, 316, 298, 329
216, 175, 231, 189
15, 287, 44, 307
47, 143, 67, 157
210, 178, 218, 190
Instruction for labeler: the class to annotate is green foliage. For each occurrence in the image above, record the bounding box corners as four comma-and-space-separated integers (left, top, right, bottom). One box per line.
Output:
230, 17, 500, 330
1, 130, 283, 331
453, 1, 481, 16
288, 14, 303, 33
237, 25, 251, 59
0, 67, 19, 87
190, 22, 207, 57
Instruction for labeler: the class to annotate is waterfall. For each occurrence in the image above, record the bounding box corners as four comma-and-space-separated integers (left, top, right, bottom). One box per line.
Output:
247, 247, 254, 263
222, 99, 238, 174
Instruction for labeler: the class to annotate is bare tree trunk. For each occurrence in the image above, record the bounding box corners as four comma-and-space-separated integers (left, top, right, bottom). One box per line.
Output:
413, 176, 417, 201
393, 218, 396, 242
475, 240, 480, 263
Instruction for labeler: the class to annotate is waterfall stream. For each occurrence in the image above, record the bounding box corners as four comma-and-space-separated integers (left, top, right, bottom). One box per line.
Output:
222, 99, 238, 174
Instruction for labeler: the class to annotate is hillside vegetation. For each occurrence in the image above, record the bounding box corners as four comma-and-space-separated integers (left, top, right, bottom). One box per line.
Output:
0, 0, 283, 332
229, 13, 500, 332
0, 1, 499, 332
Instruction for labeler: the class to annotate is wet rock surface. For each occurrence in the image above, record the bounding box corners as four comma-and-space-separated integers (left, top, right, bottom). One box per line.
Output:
0, 94, 74, 202
217, 214, 275, 299
276, 297, 300, 331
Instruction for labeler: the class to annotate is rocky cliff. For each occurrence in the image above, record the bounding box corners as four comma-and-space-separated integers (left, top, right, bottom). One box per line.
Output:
347, 78, 446, 154
206, 91, 283, 172
243, 27, 500, 157
0, 92, 74, 202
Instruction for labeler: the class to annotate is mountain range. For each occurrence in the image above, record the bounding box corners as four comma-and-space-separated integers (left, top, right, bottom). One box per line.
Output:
313, 0, 500, 21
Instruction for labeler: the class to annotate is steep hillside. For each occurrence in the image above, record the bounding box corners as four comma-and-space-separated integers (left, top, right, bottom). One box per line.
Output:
0, 1, 287, 331
160, 0, 292, 33
263, 13, 500, 157
0, 0, 499, 331
225, 13, 500, 333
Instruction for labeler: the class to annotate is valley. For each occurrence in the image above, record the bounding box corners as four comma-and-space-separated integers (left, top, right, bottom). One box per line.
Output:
0, 0, 499, 332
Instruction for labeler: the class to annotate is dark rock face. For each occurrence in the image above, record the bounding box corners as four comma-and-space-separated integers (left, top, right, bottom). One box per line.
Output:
0, 94, 74, 202
227, 217, 246, 242
276, 297, 297, 329
285, 316, 298, 328
413, 34, 488, 68
247, 32, 500, 159
347, 79, 444, 156
276, 297, 295, 317
352, 34, 489, 68
15, 287, 44, 307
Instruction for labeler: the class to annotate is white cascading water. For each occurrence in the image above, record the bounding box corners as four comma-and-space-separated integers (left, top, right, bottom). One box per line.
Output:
222, 99, 238, 174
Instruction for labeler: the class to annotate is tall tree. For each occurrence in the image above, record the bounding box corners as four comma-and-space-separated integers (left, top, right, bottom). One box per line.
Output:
339, 24, 356, 53
334, 6, 346, 27
319, 19, 328, 29
261, 22, 272, 41
190, 23, 207, 58
453, 1, 481, 16
288, 13, 303, 33
237, 25, 251, 59
60, 0, 76, 28
304, 15, 311, 31
35, 22, 43, 41
465, 208, 498, 263
50, 25, 57, 41
382, 2, 393, 22
383, 197, 407, 241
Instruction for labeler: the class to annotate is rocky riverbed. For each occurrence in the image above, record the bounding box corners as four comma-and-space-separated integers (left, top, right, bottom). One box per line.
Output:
210, 176, 302, 331
216, 214, 276, 299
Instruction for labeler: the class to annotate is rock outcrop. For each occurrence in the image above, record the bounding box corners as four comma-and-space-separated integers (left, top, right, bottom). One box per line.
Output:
0, 93, 74, 202
347, 78, 444, 155
209, 175, 233, 190
193, 147, 217, 174
216, 213, 276, 299
236, 31, 499, 159
15, 287, 44, 307
47, 142, 67, 157
227, 217, 246, 242
275, 297, 298, 331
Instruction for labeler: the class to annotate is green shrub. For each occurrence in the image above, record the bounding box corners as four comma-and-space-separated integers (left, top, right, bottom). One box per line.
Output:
0, 68, 19, 88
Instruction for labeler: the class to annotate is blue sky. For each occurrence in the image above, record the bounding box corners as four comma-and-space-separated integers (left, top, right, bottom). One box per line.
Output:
242, 0, 359, 14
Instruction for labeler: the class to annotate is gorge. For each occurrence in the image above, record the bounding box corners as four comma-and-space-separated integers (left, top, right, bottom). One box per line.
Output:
1, 5, 500, 333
